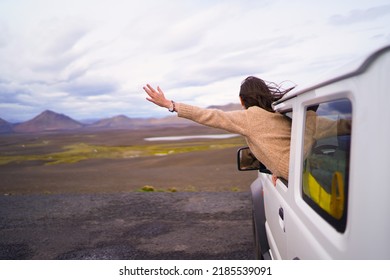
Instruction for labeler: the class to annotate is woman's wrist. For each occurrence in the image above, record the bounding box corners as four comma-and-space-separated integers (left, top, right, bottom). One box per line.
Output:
164, 100, 172, 109
168, 100, 176, 112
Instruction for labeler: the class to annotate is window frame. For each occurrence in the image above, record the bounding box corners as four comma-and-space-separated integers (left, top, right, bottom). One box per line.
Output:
300, 98, 352, 233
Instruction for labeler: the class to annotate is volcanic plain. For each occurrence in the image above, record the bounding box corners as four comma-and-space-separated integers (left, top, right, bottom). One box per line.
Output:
0, 126, 256, 194
0, 126, 258, 259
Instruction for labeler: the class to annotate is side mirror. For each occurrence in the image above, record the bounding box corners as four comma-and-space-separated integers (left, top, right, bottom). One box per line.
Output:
237, 147, 272, 174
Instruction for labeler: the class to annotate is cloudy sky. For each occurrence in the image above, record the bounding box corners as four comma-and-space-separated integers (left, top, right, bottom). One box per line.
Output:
0, 0, 389, 122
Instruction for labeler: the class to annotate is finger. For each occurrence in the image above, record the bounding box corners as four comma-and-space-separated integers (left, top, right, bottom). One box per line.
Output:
157, 86, 165, 97
146, 96, 160, 105
143, 89, 152, 99
146, 84, 156, 93
143, 86, 155, 97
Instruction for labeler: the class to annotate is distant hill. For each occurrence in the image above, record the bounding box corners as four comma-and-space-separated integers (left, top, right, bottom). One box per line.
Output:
90, 114, 195, 129
0, 118, 13, 134
2, 103, 242, 133
90, 115, 148, 129
13, 110, 83, 133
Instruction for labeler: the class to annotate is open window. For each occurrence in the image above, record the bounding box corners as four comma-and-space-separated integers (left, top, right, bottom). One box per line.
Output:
302, 99, 352, 232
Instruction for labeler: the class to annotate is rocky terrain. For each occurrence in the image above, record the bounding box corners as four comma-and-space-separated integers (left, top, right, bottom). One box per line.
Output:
0, 125, 257, 260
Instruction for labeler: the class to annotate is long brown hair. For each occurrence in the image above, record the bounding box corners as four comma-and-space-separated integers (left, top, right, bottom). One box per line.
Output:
239, 76, 294, 112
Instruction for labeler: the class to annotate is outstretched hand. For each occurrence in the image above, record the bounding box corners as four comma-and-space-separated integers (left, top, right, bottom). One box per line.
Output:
143, 84, 171, 109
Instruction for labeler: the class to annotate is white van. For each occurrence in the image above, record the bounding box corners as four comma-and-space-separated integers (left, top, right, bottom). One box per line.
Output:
238, 45, 390, 259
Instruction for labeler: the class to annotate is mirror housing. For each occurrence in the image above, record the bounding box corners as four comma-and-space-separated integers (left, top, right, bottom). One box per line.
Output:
237, 147, 272, 174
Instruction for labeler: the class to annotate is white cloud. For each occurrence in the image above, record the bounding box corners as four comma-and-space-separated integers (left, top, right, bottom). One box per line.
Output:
0, 0, 389, 122
329, 4, 390, 25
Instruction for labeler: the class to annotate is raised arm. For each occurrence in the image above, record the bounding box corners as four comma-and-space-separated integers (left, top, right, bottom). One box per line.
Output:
142, 84, 248, 135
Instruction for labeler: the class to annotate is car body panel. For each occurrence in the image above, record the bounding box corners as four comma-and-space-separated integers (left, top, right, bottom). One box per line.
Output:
243, 45, 390, 259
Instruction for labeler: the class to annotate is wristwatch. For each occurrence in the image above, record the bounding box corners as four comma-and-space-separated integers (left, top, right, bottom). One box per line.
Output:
168, 100, 176, 112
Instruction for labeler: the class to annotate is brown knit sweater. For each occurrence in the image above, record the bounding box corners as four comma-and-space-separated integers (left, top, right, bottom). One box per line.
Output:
176, 103, 291, 180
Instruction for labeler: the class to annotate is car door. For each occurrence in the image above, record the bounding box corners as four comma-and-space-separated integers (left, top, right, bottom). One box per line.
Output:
286, 96, 352, 259
263, 172, 289, 259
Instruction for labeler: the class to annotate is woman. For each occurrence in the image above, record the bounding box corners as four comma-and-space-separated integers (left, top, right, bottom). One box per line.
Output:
143, 76, 293, 181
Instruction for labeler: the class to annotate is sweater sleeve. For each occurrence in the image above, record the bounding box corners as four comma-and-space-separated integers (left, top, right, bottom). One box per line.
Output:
176, 103, 248, 135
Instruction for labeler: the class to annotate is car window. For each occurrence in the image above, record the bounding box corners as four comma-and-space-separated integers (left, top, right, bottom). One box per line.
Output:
302, 99, 352, 232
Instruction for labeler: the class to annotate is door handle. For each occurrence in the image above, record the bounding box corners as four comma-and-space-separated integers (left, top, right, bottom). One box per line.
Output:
279, 207, 284, 220
278, 207, 285, 232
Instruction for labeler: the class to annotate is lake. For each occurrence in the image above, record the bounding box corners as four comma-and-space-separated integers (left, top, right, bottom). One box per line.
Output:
144, 134, 240, 141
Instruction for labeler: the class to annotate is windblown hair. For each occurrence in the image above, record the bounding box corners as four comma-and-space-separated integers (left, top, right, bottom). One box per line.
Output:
239, 76, 294, 112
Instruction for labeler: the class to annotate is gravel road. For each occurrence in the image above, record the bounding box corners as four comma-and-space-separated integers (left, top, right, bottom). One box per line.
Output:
0, 192, 255, 260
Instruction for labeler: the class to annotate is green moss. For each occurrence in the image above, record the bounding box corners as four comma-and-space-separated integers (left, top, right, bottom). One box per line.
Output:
140, 185, 155, 192
0, 137, 246, 166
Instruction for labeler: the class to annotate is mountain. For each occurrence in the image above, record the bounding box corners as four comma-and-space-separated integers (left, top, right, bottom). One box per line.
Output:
2, 103, 242, 133
13, 110, 83, 133
0, 118, 13, 134
90, 115, 145, 129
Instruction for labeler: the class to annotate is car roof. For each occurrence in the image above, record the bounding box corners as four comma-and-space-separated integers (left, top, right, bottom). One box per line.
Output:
273, 45, 390, 106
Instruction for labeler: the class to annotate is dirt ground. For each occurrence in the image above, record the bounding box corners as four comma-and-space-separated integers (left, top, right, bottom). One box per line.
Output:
0, 127, 258, 260
0, 192, 254, 260
0, 126, 256, 194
